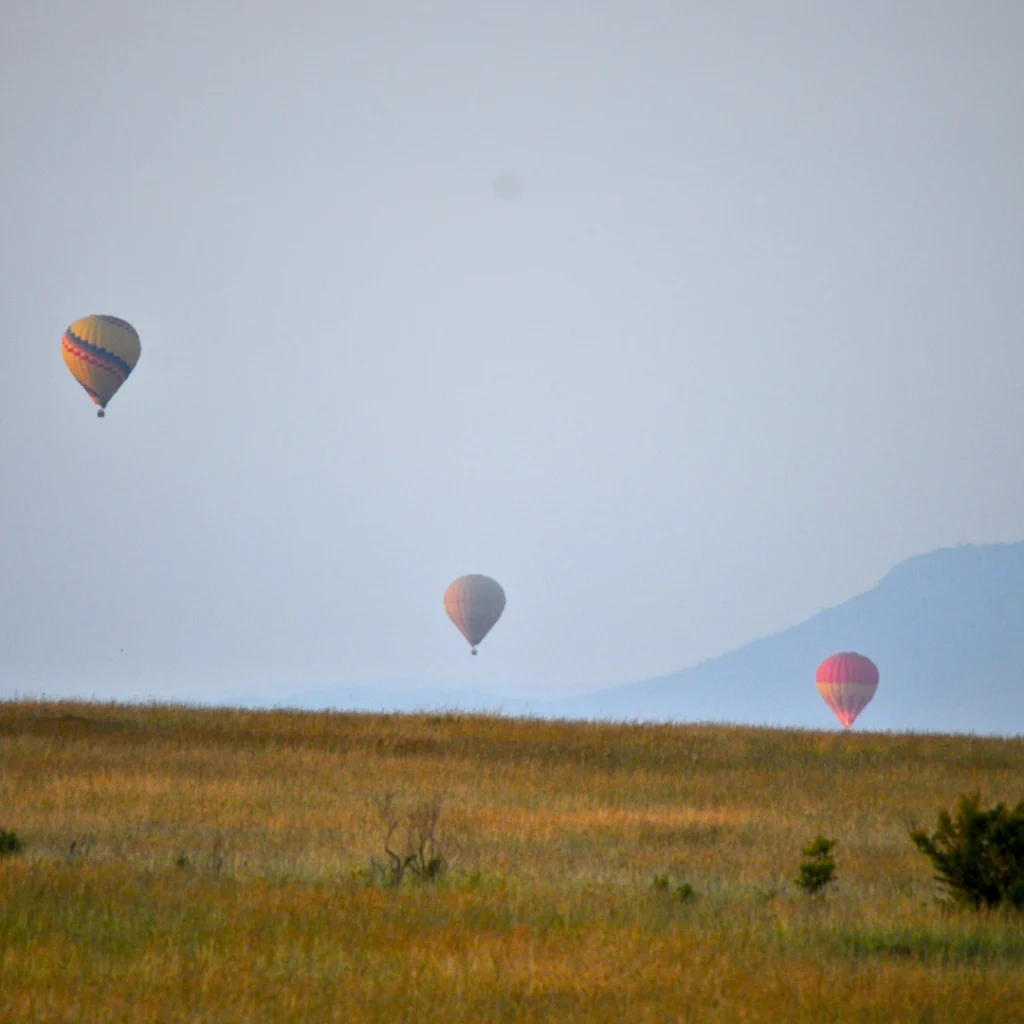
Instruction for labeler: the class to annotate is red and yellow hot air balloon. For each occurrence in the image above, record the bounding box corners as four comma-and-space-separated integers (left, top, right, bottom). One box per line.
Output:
62, 314, 141, 417
444, 574, 506, 655
815, 652, 879, 729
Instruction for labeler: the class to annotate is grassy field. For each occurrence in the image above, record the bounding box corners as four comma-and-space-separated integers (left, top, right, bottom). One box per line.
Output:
1, 700, 1023, 1022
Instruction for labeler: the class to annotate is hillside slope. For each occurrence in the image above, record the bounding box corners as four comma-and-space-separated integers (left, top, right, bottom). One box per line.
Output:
552, 543, 1024, 734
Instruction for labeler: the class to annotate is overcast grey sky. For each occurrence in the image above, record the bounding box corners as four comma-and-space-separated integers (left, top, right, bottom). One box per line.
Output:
2, 1, 1023, 704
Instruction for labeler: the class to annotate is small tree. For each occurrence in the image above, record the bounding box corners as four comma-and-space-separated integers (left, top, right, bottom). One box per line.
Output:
794, 835, 838, 895
910, 792, 1024, 910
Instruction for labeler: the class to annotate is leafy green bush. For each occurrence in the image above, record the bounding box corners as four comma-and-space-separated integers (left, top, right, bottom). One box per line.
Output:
0, 829, 24, 856
794, 836, 838, 895
910, 792, 1024, 910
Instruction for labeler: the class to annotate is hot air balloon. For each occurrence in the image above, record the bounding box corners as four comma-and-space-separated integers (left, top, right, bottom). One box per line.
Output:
444, 574, 506, 655
62, 315, 141, 417
816, 652, 879, 729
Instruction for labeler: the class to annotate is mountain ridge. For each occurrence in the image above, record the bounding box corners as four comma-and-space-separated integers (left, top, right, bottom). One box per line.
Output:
220, 542, 1024, 735
546, 541, 1024, 734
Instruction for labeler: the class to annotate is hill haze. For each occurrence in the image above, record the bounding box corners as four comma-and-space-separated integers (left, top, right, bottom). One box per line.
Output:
551, 542, 1024, 735
255, 542, 1024, 736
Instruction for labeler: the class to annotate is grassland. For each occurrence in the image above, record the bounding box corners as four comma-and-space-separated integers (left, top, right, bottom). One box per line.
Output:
1, 700, 1023, 1022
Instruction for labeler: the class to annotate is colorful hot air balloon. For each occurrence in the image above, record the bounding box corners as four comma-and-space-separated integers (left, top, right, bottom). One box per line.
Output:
444, 574, 506, 655
62, 315, 141, 417
815, 652, 879, 729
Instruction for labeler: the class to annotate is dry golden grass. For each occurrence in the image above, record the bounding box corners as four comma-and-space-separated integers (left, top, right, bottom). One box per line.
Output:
2, 699, 1024, 1022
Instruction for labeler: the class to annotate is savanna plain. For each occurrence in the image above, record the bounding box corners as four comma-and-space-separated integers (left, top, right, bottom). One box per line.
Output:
2, 700, 1023, 1023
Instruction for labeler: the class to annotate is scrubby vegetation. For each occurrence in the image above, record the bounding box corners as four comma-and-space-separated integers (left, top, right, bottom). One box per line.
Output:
368, 790, 450, 887
0, 827, 24, 856
1, 699, 1023, 1022
651, 872, 696, 902
794, 835, 838, 895
910, 792, 1024, 910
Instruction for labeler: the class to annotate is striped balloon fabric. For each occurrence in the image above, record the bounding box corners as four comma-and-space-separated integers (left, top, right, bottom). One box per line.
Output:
443, 574, 506, 655
815, 652, 880, 729
62, 315, 141, 417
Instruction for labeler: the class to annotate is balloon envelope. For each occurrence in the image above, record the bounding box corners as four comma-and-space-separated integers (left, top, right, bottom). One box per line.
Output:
444, 575, 506, 654
62, 315, 141, 414
816, 652, 879, 729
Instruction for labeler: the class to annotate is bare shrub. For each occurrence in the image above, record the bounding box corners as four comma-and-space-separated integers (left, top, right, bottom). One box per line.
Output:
369, 791, 450, 887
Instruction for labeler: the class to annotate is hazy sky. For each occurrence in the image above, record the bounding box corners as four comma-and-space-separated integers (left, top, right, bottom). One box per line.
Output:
2, 1, 1023, 704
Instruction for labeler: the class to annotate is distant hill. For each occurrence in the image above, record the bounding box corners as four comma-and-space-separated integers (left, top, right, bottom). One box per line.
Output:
549, 542, 1024, 735
233, 543, 1024, 735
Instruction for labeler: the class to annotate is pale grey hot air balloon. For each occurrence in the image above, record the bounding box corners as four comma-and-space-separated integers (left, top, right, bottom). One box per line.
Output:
443, 574, 506, 655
